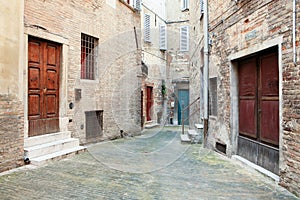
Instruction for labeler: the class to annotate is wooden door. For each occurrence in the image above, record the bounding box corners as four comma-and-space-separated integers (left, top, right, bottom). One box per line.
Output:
146, 86, 153, 121
259, 53, 279, 146
238, 50, 279, 174
28, 37, 61, 137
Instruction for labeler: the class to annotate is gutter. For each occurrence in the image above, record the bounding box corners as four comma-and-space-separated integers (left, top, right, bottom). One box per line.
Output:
203, 0, 209, 146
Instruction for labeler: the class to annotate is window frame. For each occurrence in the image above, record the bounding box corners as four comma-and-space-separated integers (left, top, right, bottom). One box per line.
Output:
81, 33, 98, 80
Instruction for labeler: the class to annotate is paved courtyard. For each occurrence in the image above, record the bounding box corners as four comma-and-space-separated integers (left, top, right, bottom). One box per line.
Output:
0, 126, 298, 200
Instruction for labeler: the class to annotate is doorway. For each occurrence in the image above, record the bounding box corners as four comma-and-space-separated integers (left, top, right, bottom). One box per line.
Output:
146, 86, 153, 121
28, 37, 61, 136
238, 49, 279, 174
178, 89, 189, 125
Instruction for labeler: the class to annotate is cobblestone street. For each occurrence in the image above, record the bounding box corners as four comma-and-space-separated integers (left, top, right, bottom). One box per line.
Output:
0, 127, 298, 200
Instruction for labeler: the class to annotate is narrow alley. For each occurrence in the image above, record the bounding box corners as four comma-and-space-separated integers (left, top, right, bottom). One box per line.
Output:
0, 127, 297, 200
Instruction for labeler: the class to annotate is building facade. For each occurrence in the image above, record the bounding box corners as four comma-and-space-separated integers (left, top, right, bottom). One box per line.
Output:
24, 0, 142, 144
0, 0, 25, 172
140, 0, 192, 127
189, 0, 300, 196
0, 0, 142, 171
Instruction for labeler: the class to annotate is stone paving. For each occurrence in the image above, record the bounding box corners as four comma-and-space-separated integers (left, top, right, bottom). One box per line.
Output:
0, 126, 298, 200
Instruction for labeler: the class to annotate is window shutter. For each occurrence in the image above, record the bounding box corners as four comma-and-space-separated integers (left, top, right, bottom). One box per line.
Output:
134, 0, 141, 11
180, 26, 189, 52
200, 0, 204, 14
181, 0, 189, 10
144, 14, 151, 42
159, 25, 167, 50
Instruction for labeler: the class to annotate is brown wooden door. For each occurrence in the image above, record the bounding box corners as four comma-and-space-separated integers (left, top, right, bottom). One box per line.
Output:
146, 86, 153, 121
28, 37, 61, 137
238, 50, 279, 174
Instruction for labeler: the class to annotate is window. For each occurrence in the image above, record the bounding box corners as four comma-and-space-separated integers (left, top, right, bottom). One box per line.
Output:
209, 77, 218, 116
181, 0, 189, 11
159, 25, 167, 50
126, 0, 141, 10
180, 26, 189, 52
200, 0, 204, 14
81, 33, 98, 80
133, 0, 141, 10
144, 14, 151, 42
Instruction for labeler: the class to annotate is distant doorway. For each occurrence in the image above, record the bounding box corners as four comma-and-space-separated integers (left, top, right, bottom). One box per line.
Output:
178, 89, 189, 125
146, 86, 153, 121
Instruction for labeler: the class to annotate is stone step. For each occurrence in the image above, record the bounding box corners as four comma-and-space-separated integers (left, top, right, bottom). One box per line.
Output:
188, 129, 201, 144
30, 146, 86, 166
195, 123, 204, 129
180, 134, 191, 143
145, 123, 159, 129
25, 138, 80, 159
188, 129, 198, 136
24, 132, 71, 148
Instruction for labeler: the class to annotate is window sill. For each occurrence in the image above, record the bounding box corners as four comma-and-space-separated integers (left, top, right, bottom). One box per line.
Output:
181, 8, 189, 12
80, 79, 99, 84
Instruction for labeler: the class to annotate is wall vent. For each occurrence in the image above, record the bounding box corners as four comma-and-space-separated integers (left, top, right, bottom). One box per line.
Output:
85, 110, 103, 141
216, 142, 227, 155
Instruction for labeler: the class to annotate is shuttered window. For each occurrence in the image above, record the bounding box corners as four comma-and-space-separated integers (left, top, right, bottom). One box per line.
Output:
180, 26, 189, 52
134, 0, 141, 10
144, 14, 151, 42
159, 25, 167, 50
181, 0, 189, 10
200, 0, 204, 14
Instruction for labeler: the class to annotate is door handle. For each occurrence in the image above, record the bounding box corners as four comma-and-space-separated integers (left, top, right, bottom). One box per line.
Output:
43, 88, 47, 93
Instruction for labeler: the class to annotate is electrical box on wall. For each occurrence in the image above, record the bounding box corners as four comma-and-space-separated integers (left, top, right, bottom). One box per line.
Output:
75, 89, 82, 101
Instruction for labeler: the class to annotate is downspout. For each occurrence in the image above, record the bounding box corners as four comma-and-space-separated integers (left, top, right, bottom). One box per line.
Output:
203, 0, 209, 147
293, 0, 297, 65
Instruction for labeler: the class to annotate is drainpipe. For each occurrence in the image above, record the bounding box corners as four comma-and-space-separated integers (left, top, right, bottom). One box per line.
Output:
203, 0, 209, 146
293, 0, 297, 65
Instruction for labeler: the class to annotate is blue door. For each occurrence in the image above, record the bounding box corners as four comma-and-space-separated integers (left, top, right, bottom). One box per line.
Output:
178, 90, 189, 125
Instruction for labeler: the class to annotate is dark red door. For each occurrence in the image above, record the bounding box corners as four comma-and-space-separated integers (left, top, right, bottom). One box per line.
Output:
146, 86, 153, 121
28, 37, 61, 137
238, 58, 258, 140
238, 50, 279, 174
259, 53, 279, 146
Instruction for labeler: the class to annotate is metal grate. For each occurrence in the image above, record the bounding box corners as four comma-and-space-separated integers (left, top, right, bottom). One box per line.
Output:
216, 142, 227, 154
85, 110, 103, 140
81, 33, 98, 80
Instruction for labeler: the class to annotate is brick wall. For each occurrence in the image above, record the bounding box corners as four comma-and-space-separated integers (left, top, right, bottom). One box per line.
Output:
0, 95, 24, 172
25, 0, 141, 143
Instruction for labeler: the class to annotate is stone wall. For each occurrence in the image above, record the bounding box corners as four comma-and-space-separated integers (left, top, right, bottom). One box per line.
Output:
25, 0, 142, 143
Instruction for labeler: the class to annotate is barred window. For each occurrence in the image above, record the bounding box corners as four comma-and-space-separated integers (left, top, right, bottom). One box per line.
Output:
81, 33, 98, 80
